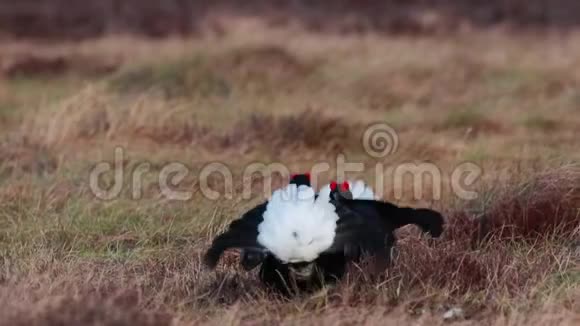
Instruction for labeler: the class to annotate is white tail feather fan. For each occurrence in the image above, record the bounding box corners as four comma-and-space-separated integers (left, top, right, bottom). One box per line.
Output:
257, 184, 339, 263
348, 180, 377, 200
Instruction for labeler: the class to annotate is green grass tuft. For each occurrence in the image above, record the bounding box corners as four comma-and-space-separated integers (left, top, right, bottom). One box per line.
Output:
440, 110, 485, 129
523, 115, 559, 131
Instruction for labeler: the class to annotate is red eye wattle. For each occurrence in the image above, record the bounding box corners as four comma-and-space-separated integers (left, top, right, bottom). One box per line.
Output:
329, 181, 338, 191
340, 181, 350, 191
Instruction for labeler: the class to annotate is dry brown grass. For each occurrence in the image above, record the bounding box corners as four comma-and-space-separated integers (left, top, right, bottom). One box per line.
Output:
1, 24, 580, 325
20, 89, 353, 155
217, 110, 355, 154
0, 137, 56, 177
1, 53, 119, 79
476, 167, 580, 240
0, 166, 577, 325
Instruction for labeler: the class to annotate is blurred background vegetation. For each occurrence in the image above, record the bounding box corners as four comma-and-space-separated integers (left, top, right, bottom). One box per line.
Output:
0, 1, 579, 325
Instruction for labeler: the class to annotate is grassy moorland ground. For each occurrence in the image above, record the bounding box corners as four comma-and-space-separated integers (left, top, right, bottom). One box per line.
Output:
0, 23, 579, 325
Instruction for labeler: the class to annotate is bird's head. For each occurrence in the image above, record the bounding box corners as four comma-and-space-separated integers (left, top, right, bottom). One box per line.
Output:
329, 181, 353, 200
320, 179, 376, 201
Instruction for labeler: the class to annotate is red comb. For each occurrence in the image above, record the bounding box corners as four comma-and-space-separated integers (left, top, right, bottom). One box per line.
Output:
305, 173, 310, 180
340, 181, 350, 191
329, 181, 338, 191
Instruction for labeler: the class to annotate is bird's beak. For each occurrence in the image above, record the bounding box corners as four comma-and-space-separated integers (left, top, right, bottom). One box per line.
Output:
288, 263, 315, 280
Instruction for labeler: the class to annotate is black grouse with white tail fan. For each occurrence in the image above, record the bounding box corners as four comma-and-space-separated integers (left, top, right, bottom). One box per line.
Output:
203, 175, 445, 296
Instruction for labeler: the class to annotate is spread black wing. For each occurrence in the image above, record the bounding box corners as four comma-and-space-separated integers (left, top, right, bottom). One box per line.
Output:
333, 198, 445, 238
203, 201, 268, 269
321, 197, 445, 268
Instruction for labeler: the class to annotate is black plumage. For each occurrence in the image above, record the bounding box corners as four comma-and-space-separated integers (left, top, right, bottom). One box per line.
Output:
203, 175, 445, 297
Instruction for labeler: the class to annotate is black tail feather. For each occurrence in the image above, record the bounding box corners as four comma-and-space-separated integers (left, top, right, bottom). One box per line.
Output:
203, 232, 265, 269
390, 206, 445, 237
333, 199, 445, 238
